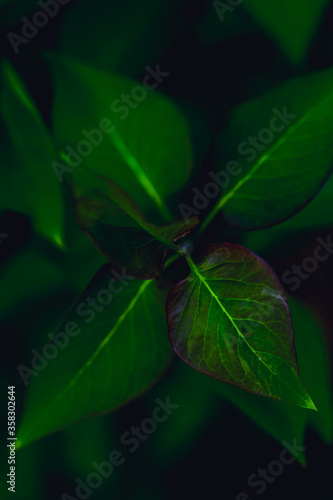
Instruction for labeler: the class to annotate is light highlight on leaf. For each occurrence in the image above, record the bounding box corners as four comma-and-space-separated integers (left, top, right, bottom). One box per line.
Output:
203, 67, 333, 231
18, 265, 173, 447
72, 171, 199, 278
167, 243, 316, 409
0, 61, 65, 247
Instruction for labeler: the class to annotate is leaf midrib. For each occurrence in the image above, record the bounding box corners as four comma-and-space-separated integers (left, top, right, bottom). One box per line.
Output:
109, 127, 172, 220
186, 255, 275, 373
216, 91, 333, 212
186, 258, 316, 407
18, 279, 152, 446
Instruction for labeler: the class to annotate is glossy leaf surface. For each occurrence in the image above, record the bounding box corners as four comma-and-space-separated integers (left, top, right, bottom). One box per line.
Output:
167, 244, 316, 409
0, 61, 65, 247
49, 55, 192, 220
204, 68, 333, 231
17, 265, 172, 447
73, 173, 198, 279
198, 298, 333, 464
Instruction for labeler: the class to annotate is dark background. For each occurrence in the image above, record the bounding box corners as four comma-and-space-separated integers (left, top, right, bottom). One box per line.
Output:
1, 1, 333, 498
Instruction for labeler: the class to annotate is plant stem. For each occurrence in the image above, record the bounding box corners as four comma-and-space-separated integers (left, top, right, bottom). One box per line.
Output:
164, 252, 182, 269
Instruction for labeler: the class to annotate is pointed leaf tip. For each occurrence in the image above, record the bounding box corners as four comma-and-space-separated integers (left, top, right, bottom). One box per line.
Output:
167, 243, 316, 409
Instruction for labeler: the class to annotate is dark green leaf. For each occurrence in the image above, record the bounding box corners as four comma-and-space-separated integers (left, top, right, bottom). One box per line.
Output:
243, 0, 329, 64
0, 61, 65, 247
242, 172, 333, 256
167, 243, 316, 409
291, 299, 333, 442
200, 1, 252, 47
193, 300, 333, 465
0, 246, 64, 321
204, 68, 333, 231
63, 413, 115, 478
59, 0, 182, 77
0, 0, 39, 31
148, 360, 216, 464
17, 264, 172, 448
48, 55, 192, 221
195, 297, 333, 464
73, 172, 199, 279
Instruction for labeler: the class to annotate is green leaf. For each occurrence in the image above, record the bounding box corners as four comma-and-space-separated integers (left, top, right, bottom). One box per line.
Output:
291, 299, 333, 443
59, 0, 181, 77
195, 296, 333, 464
200, 1, 252, 47
0, 0, 38, 32
243, 0, 329, 64
242, 172, 333, 257
0, 61, 65, 247
48, 54, 192, 221
148, 360, 216, 464
167, 243, 316, 409
203, 67, 333, 231
17, 265, 172, 448
0, 246, 64, 321
63, 414, 116, 479
194, 363, 308, 464
72, 171, 199, 279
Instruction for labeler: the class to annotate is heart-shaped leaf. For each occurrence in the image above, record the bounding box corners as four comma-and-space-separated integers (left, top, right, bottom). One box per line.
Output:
72, 172, 198, 279
0, 61, 65, 247
48, 54, 192, 221
195, 297, 333, 464
167, 243, 316, 409
203, 67, 333, 231
17, 264, 173, 448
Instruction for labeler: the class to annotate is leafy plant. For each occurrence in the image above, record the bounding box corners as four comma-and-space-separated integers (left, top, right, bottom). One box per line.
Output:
0, 62, 64, 247
243, 0, 330, 64
3, 54, 332, 449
